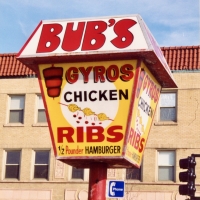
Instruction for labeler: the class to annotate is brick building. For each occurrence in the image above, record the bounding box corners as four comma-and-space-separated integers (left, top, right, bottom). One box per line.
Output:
0, 45, 200, 200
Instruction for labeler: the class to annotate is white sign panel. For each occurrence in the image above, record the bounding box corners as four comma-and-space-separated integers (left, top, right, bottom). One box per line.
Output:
18, 15, 149, 58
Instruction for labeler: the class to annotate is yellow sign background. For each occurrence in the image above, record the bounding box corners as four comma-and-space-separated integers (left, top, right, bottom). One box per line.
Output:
39, 60, 137, 158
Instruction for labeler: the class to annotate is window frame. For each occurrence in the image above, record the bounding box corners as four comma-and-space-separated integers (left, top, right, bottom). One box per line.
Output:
8, 95, 25, 124
32, 150, 50, 180
36, 95, 47, 123
158, 91, 177, 122
68, 166, 89, 181
157, 150, 175, 182
126, 162, 142, 181
4, 150, 21, 180
71, 167, 84, 179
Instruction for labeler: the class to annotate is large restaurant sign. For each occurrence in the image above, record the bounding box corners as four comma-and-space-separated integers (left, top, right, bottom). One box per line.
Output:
18, 16, 147, 56
17, 15, 177, 168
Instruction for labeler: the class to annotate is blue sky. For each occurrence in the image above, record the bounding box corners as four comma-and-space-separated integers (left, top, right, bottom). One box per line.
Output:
0, 0, 199, 53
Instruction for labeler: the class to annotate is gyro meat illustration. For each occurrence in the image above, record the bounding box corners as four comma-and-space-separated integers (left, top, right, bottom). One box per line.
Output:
43, 65, 63, 98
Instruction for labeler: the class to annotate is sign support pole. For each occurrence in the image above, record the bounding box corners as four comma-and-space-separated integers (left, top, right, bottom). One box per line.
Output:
88, 162, 107, 200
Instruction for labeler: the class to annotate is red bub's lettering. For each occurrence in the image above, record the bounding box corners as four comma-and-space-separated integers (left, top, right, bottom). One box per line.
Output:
37, 18, 137, 53
82, 21, 107, 51
62, 22, 85, 51
111, 19, 137, 48
37, 24, 63, 53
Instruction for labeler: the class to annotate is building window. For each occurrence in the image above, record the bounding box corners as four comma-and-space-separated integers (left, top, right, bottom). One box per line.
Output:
126, 167, 141, 180
34, 150, 49, 179
37, 95, 47, 123
158, 150, 175, 181
72, 167, 84, 179
159, 92, 177, 121
9, 95, 25, 123
5, 150, 21, 179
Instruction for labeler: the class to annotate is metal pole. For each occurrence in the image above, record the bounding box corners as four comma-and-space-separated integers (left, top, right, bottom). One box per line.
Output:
88, 162, 107, 200
190, 154, 200, 200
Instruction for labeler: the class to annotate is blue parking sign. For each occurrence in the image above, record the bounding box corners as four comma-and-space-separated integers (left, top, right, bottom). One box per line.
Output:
106, 180, 125, 198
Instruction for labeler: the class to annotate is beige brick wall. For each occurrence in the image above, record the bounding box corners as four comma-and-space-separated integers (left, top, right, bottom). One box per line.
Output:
1, 72, 200, 199
146, 72, 200, 186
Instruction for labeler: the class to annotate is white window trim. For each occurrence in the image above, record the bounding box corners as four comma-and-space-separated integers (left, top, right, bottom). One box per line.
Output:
2, 149, 22, 181
160, 91, 177, 121
5, 95, 25, 126
155, 90, 178, 126
157, 150, 176, 182
31, 149, 50, 181
32, 94, 48, 127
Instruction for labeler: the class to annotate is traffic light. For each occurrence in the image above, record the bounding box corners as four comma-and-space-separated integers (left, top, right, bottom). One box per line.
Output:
179, 156, 196, 197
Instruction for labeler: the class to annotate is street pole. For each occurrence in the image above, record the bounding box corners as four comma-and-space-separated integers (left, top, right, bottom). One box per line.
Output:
88, 162, 107, 200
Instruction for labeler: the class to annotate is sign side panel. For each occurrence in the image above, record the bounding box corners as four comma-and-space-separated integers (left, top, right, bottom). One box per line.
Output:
122, 59, 141, 156
124, 61, 161, 167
